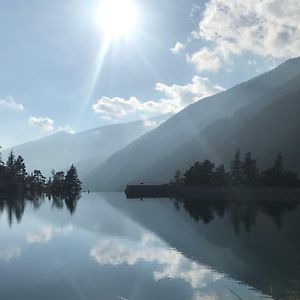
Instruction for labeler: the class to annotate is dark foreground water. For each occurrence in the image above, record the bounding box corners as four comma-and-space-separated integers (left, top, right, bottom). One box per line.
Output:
0, 193, 300, 300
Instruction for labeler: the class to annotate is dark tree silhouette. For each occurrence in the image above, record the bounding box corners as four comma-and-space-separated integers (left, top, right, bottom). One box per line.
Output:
0, 145, 3, 166
262, 153, 300, 187
212, 164, 229, 186
241, 152, 259, 185
171, 150, 300, 187
0, 145, 82, 196
6, 151, 16, 172
170, 170, 183, 186
64, 165, 82, 193
183, 160, 215, 185
230, 150, 242, 184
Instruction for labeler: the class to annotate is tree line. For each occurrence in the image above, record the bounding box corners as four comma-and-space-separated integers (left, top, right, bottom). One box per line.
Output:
171, 151, 300, 187
0, 146, 81, 195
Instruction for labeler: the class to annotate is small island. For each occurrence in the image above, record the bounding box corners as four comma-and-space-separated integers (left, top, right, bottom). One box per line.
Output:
125, 151, 300, 199
0, 146, 82, 197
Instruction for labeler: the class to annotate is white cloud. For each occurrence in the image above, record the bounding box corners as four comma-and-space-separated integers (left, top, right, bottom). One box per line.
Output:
28, 116, 55, 132
0, 96, 24, 112
171, 42, 186, 54
28, 116, 75, 134
57, 125, 76, 134
93, 77, 224, 121
187, 48, 222, 72
190, 0, 300, 71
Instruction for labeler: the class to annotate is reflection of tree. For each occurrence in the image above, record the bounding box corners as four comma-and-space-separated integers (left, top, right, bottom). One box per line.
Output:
0, 195, 26, 226
50, 192, 81, 214
0, 191, 81, 226
259, 200, 299, 230
177, 197, 299, 234
64, 193, 80, 215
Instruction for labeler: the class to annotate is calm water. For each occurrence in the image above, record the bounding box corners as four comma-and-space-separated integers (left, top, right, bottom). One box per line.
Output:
0, 193, 300, 300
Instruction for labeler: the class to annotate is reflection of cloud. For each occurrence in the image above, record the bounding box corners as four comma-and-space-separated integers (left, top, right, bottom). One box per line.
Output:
26, 224, 73, 244
193, 293, 219, 300
90, 235, 221, 289
27, 226, 53, 244
0, 247, 22, 261
59, 224, 73, 235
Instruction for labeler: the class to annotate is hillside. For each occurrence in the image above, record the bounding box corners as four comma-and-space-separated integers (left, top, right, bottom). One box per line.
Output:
84, 57, 300, 191
3, 115, 170, 178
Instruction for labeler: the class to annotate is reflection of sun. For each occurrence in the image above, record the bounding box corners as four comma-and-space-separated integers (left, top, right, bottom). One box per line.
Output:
98, 0, 138, 40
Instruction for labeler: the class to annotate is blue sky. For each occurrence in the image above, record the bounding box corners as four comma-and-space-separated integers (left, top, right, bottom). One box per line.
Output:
1, 0, 299, 147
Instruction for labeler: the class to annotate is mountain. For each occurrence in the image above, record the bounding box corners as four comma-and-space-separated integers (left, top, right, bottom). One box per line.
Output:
3, 115, 170, 178
84, 57, 300, 191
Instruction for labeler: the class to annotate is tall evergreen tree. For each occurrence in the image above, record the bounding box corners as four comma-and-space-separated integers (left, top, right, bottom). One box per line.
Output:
6, 151, 16, 172
0, 145, 3, 166
64, 165, 82, 192
230, 150, 242, 184
213, 164, 229, 185
171, 170, 183, 185
15, 155, 27, 179
52, 171, 65, 192
183, 160, 215, 185
273, 153, 284, 174
241, 152, 259, 185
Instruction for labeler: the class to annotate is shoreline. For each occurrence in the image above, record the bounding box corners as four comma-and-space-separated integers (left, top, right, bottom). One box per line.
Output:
125, 185, 300, 200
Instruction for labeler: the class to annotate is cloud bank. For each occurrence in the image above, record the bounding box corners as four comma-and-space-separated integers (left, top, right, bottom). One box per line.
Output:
190, 0, 300, 72
93, 76, 224, 121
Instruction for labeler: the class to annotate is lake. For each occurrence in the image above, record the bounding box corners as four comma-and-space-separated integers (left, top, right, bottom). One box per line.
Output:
0, 193, 299, 300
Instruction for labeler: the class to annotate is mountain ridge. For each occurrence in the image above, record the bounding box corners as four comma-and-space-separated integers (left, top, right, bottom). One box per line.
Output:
84, 58, 300, 191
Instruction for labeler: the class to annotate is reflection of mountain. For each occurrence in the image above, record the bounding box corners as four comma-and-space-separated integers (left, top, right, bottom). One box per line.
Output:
84, 58, 300, 191
3, 115, 170, 177
106, 194, 300, 300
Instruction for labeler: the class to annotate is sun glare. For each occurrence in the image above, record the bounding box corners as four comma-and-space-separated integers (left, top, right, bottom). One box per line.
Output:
98, 0, 138, 40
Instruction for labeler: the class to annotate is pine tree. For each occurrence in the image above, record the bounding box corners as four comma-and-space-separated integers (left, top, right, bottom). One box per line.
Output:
241, 152, 259, 185
230, 150, 242, 184
52, 171, 65, 192
6, 151, 16, 172
213, 164, 228, 185
171, 170, 182, 185
64, 165, 81, 193
0, 145, 3, 166
183, 160, 215, 185
15, 155, 27, 178
273, 153, 284, 174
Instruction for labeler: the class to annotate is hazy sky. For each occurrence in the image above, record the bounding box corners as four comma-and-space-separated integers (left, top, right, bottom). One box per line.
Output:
1, 0, 299, 147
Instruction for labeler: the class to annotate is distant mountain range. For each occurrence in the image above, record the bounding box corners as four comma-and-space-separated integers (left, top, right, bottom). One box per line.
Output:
84, 57, 300, 191
3, 114, 170, 178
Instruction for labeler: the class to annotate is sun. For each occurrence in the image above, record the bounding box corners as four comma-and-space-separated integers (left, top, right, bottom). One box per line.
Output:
98, 0, 138, 40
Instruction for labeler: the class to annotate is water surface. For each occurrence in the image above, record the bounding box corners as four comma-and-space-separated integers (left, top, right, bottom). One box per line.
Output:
0, 193, 299, 300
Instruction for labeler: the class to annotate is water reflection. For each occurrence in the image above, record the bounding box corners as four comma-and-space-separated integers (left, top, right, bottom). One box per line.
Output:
0, 192, 299, 300
0, 192, 81, 226
174, 197, 300, 233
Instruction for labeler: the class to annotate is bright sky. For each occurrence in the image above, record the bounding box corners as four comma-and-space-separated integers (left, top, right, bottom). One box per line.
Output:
1, 0, 299, 147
